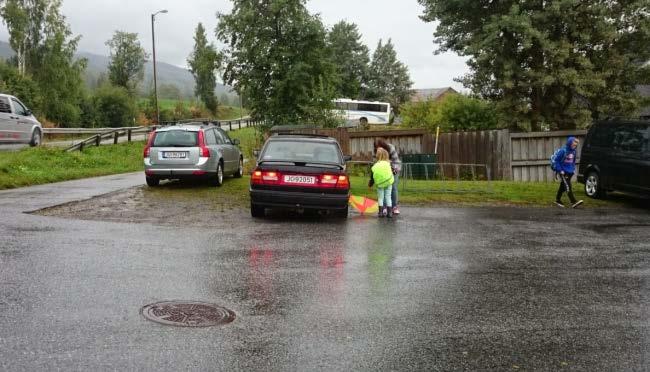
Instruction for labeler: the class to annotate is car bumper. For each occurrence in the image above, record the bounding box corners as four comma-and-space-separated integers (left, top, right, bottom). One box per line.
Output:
250, 189, 349, 210
145, 168, 214, 178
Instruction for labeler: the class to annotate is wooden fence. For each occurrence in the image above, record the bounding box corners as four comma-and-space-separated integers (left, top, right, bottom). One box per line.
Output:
272, 126, 587, 182
510, 130, 587, 182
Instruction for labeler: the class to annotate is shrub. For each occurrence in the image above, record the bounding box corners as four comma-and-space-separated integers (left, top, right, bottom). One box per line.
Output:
92, 85, 137, 128
402, 94, 501, 132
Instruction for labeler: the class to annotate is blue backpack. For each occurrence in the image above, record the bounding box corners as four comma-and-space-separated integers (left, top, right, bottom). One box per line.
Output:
550, 147, 566, 172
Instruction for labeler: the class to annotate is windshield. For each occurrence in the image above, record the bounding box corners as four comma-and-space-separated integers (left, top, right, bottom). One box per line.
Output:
152, 130, 198, 147
261, 140, 341, 164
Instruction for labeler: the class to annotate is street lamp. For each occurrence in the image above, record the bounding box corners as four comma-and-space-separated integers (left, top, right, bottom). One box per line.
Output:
151, 9, 168, 125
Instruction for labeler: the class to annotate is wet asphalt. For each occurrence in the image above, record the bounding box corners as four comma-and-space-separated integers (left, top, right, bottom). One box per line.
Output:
0, 173, 649, 371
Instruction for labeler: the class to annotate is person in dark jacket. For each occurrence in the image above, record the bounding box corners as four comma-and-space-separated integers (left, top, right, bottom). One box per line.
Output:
374, 139, 402, 214
554, 136, 583, 208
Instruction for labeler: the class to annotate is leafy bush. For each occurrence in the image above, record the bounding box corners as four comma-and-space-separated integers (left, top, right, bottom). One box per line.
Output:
402, 94, 501, 132
91, 84, 136, 127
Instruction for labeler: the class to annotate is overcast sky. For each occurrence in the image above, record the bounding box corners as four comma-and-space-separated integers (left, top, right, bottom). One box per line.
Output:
0, 0, 470, 90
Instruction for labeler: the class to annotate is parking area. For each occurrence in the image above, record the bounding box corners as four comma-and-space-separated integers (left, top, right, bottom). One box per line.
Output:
1, 174, 649, 370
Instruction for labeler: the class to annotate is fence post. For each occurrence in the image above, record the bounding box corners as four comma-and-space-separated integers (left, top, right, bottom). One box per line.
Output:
128, 129, 132, 143
95, 135, 100, 147
229, 121, 232, 131
80, 142, 85, 151
113, 132, 119, 144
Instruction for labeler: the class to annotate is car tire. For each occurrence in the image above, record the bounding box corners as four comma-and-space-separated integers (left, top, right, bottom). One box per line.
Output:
251, 202, 265, 218
585, 171, 606, 199
334, 206, 348, 219
146, 176, 159, 187
234, 157, 244, 178
211, 162, 224, 187
29, 129, 41, 147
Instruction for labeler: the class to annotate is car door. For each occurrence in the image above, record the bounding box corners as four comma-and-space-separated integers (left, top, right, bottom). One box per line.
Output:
204, 129, 219, 171
10, 97, 33, 142
0, 96, 19, 143
216, 128, 237, 172
611, 124, 646, 192
639, 125, 650, 193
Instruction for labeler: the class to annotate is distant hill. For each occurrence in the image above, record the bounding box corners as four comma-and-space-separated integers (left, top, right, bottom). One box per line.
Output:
0, 40, 235, 99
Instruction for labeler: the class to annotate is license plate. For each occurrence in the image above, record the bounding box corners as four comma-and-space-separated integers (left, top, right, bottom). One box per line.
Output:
284, 175, 316, 184
163, 151, 187, 159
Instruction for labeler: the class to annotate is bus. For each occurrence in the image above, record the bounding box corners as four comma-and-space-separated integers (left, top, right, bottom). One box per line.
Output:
332, 98, 392, 126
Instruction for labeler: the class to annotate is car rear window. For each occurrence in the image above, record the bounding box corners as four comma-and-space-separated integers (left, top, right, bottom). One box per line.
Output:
262, 140, 340, 163
152, 130, 199, 147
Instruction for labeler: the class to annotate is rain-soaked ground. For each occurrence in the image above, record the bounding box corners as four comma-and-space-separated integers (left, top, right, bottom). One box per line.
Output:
1, 174, 649, 371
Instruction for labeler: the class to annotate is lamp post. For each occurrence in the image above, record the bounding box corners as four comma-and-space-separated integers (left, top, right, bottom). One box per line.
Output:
151, 9, 167, 125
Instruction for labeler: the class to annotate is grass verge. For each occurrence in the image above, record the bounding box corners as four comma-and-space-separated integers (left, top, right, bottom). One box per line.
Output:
0, 142, 144, 190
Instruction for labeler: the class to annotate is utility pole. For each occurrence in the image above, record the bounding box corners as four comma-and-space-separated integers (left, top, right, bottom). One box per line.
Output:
151, 9, 167, 125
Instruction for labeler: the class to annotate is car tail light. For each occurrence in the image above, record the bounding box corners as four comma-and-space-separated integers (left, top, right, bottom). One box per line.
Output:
251, 169, 279, 185
336, 175, 349, 189
319, 174, 349, 189
198, 130, 210, 157
143, 132, 156, 158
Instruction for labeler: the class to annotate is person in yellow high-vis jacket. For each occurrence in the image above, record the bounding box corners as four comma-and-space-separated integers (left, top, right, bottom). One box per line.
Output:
369, 148, 395, 218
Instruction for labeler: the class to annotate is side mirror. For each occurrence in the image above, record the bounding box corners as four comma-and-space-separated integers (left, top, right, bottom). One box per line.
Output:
25, 109, 32, 116
343, 155, 352, 162
253, 150, 260, 157
232, 138, 241, 146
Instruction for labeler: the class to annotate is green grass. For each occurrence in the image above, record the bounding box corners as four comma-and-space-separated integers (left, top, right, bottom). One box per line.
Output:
0, 142, 144, 190
228, 126, 263, 162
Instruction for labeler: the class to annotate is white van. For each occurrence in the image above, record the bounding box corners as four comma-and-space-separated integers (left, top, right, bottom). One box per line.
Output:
0, 93, 43, 146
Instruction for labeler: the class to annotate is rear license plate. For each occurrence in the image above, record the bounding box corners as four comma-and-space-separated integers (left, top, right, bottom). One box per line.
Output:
162, 151, 188, 159
284, 175, 316, 184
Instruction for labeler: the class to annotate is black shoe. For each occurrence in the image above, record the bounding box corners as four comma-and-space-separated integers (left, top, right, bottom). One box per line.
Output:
378, 208, 385, 218
554, 201, 565, 208
387, 207, 393, 218
571, 200, 583, 208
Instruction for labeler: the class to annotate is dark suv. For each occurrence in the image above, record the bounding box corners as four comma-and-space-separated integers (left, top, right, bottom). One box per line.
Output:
577, 119, 650, 198
249, 134, 351, 218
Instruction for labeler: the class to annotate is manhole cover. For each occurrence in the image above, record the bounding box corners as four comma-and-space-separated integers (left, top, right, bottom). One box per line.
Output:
141, 301, 236, 327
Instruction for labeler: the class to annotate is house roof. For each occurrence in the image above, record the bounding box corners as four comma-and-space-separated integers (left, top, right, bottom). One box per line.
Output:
411, 87, 458, 102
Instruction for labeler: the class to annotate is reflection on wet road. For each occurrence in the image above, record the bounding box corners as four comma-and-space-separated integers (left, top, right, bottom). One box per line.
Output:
1, 178, 649, 370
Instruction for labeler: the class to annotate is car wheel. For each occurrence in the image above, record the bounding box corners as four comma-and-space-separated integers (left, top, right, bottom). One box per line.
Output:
585, 171, 606, 199
211, 162, 224, 187
251, 202, 265, 218
29, 129, 41, 147
146, 176, 159, 187
234, 157, 244, 178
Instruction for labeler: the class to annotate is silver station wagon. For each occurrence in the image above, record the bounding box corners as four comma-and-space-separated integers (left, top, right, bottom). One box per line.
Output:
143, 123, 243, 187
0, 93, 43, 146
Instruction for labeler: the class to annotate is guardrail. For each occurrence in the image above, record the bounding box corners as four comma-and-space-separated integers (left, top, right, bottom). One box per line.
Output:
64, 127, 152, 152
60, 117, 264, 152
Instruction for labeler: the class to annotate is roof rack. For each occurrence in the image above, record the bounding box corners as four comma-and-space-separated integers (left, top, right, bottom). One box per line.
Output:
272, 132, 333, 139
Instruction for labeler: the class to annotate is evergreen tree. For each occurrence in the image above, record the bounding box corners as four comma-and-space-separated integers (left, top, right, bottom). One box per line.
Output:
187, 23, 221, 114
326, 21, 369, 99
419, 0, 650, 130
366, 39, 413, 114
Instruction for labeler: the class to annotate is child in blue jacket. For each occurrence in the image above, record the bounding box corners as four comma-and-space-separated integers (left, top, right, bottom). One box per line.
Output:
554, 136, 583, 208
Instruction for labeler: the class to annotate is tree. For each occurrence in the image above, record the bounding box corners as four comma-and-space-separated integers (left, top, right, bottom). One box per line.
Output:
365, 39, 413, 114
0, 59, 40, 111
106, 31, 148, 92
187, 23, 221, 114
326, 21, 369, 99
216, 0, 339, 127
419, 0, 650, 131
402, 94, 500, 132
158, 83, 182, 100
0, 0, 87, 125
